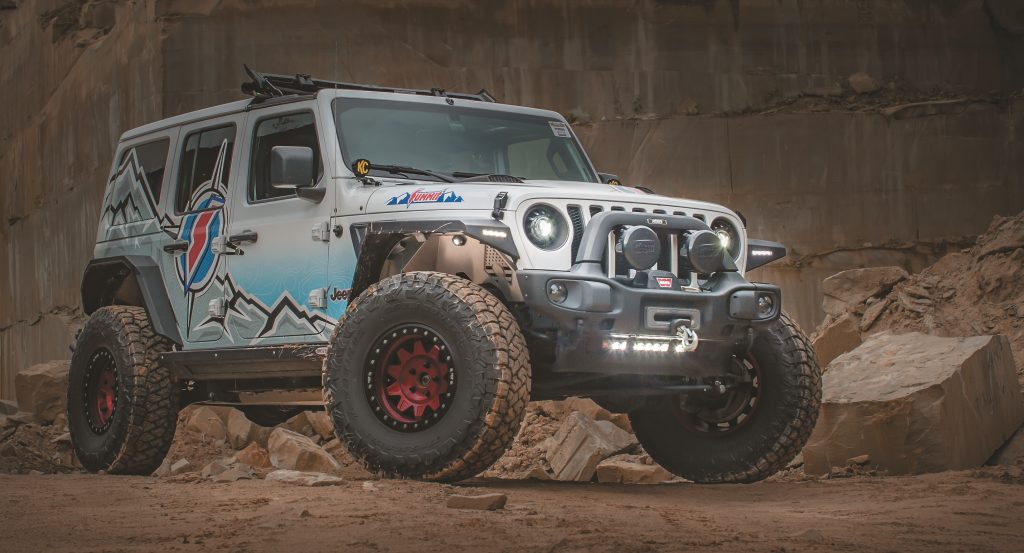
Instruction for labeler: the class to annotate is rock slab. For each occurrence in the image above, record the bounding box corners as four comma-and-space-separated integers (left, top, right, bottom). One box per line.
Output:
265, 469, 345, 487
545, 411, 638, 481
14, 361, 69, 424
803, 332, 1024, 475
267, 428, 340, 473
595, 460, 673, 484
812, 313, 863, 368
446, 493, 507, 511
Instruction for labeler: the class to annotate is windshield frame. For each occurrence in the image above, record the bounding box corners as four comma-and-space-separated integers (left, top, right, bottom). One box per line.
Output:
330, 94, 600, 184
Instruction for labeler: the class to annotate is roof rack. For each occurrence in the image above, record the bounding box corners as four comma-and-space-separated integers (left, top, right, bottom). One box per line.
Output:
241, 65, 496, 103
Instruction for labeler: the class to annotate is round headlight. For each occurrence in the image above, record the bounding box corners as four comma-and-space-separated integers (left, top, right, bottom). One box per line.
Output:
523, 204, 569, 250
710, 218, 742, 260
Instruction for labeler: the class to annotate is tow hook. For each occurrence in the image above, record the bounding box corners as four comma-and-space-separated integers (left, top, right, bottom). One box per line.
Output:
673, 321, 700, 352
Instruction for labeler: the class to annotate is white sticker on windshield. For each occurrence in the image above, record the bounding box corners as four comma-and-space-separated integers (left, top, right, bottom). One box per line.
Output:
549, 121, 571, 138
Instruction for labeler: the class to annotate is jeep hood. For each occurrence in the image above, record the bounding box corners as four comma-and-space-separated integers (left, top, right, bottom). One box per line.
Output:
363, 179, 738, 220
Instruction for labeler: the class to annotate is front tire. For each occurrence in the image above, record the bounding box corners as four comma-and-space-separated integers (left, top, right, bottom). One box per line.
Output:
323, 272, 531, 482
630, 313, 821, 483
68, 306, 179, 475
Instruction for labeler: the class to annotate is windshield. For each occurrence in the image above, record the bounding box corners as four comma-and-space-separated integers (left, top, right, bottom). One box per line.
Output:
332, 97, 597, 183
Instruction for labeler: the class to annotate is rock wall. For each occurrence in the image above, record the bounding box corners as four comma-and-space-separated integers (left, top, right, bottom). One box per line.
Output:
2, 0, 1023, 398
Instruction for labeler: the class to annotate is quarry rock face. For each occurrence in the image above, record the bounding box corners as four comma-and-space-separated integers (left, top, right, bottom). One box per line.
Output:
13, 361, 69, 424
545, 411, 638, 481
267, 428, 341, 474
803, 332, 1024, 475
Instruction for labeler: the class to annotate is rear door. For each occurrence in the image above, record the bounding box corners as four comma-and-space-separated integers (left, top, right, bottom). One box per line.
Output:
218, 103, 333, 343
159, 118, 242, 344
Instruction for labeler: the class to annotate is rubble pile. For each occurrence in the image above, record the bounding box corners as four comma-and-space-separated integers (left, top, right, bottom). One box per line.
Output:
811, 210, 1024, 470
813, 211, 1024, 379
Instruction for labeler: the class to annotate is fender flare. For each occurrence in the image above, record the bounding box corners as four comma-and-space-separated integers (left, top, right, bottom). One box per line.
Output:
347, 218, 519, 300
81, 255, 183, 345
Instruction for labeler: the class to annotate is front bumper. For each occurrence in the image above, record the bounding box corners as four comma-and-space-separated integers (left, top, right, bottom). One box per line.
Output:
518, 269, 781, 378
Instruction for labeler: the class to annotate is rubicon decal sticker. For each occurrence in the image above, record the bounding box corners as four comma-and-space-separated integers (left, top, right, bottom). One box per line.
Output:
386, 188, 463, 208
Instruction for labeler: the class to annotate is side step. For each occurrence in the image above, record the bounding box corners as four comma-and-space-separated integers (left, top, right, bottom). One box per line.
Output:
159, 345, 325, 380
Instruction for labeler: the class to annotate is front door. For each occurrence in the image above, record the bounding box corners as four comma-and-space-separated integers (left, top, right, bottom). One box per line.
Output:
219, 105, 333, 344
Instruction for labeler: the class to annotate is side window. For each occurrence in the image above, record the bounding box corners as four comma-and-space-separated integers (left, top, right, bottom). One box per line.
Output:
118, 138, 170, 201
175, 125, 236, 213
249, 112, 322, 202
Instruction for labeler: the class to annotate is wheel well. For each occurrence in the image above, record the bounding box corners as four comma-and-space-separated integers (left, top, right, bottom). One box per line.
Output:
80, 256, 183, 345
350, 232, 523, 304
82, 260, 144, 314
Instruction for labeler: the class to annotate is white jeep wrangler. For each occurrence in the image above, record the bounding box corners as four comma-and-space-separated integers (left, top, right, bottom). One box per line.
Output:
69, 67, 820, 483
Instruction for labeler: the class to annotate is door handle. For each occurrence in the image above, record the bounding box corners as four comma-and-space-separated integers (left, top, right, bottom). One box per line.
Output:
162, 240, 188, 254
228, 230, 259, 245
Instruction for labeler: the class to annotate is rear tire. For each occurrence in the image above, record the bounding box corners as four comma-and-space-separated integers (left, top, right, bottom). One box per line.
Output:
68, 306, 179, 475
630, 313, 821, 483
323, 272, 531, 482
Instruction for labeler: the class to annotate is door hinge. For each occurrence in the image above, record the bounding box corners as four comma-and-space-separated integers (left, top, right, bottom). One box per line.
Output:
208, 297, 227, 319
312, 221, 331, 241
308, 288, 328, 309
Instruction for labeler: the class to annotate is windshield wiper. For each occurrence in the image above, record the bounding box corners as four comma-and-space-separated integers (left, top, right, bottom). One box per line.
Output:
368, 163, 454, 183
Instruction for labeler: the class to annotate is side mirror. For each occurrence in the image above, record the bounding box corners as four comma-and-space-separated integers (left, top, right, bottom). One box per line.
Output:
271, 146, 314, 188
598, 172, 623, 186
270, 146, 324, 203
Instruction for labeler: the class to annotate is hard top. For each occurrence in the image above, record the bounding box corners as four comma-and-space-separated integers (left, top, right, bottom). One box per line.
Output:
120, 67, 558, 143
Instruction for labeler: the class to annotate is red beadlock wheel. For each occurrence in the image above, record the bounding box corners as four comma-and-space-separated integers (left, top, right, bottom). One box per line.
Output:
84, 348, 118, 433
366, 325, 456, 432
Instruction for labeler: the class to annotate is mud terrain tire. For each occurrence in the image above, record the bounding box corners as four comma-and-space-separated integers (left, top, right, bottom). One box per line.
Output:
630, 313, 821, 483
68, 306, 179, 475
323, 272, 530, 482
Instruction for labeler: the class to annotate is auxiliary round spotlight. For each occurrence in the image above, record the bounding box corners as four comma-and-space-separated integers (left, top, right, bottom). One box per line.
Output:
451, 235, 467, 246
757, 294, 775, 317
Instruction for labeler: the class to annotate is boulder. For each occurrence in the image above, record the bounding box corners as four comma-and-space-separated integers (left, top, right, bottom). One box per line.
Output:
201, 461, 229, 479
265, 469, 345, 487
822, 267, 907, 317
186, 406, 228, 441
848, 72, 880, 94
545, 411, 638, 481
803, 332, 1024, 475
0, 399, 18, 415
562, 397, 633, 433
812, 313, 863, 368
282, 412, 316, 437
305, 410, 335, 440
595, 460, 673, 484
225, 408, 266, 449
13, 361, 69, 424
989, 424, 1024, 466
446, 493, 507, 511
267, 428, 341, 473
235, 442, 273, 468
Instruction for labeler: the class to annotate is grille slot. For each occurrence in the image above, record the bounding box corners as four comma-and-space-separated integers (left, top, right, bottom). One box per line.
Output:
567, 205, 585, 262
590, 205, 604, 216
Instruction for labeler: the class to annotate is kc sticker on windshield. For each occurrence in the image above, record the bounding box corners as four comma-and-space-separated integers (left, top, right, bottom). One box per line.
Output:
386, 189, 464, 208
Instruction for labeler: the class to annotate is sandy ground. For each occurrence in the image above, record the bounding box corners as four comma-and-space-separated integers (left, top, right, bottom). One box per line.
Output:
2, 470, 1022, 553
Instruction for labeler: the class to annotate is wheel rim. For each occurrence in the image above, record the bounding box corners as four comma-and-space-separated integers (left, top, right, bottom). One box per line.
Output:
675, 354, 761, 434
84, 348, 118, 433
365, 324, 456, 432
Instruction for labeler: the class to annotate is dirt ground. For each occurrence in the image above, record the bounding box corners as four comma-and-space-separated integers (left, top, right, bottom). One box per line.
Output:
3, 469, 1022, 553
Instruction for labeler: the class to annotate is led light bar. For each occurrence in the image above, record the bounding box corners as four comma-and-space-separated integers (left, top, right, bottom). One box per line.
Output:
602, 330, 699, 355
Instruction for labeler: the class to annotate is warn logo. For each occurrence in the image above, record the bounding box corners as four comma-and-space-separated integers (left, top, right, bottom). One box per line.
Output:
386, 188, 464, 208
655, 277, 675, 289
